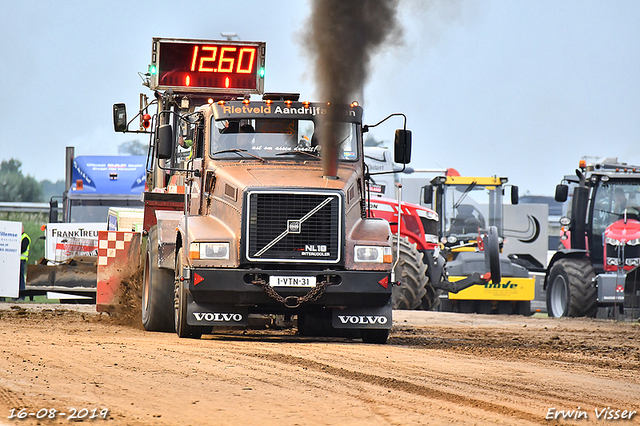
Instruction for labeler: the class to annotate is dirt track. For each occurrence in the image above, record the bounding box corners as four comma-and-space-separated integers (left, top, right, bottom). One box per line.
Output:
0, 304, 638, 425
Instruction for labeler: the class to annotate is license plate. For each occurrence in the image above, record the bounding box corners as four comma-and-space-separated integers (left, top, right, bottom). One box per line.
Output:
269, 276, 317, 287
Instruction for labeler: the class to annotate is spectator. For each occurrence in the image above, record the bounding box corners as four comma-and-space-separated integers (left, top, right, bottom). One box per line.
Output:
19, 226, 30, 300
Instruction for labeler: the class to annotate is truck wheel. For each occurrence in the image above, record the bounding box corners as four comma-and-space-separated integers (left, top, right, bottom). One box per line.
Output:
360, 328, 389, 344
391, 236, 428, 310
174, 247, 203, 339
141, 226, 175, 332
546, 258, 596, 318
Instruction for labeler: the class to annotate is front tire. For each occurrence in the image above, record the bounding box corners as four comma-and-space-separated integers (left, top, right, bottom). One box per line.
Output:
141, 226, 175, 332
546, 258, 597, 318
174, 247, 204, 339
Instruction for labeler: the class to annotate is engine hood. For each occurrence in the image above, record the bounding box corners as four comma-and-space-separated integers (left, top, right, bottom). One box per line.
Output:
605, 217, 640, 243
212, 161, 359, 192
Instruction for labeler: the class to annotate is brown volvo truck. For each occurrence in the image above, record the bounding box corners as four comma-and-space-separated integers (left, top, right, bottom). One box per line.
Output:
112, 37, 413, 343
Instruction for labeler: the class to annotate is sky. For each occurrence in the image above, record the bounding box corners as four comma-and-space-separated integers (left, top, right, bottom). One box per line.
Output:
1, 0, 639, 196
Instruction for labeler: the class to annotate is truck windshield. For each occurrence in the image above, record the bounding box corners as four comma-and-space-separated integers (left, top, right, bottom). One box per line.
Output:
210, 118, 358, 161
442, 183, 503, 240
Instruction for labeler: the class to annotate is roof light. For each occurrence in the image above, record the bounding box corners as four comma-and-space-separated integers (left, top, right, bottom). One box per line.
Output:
302, 101, 310, 107
351, 101, 359, 107
218, 100, 225, 105
242, 99, 250, 105
579, 160, 586, 169
265, 99, 273, 105
285, 100, 292, 106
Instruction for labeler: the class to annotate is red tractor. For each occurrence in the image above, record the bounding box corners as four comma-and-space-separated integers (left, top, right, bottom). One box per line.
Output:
368, 197, 440, 310
368, 196, 502, 311
546, 158, 640, 320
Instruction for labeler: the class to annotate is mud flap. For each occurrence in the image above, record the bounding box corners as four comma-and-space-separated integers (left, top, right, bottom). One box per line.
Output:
96, 231, 142, 312
186, 298, 249, 326
331, 304, 392, 329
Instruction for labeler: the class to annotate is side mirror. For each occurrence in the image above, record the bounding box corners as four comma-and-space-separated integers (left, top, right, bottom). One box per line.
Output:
394, 129, 412, 164
422, 185, 433, 205
113, 103, 127, 132
511, 185, 519, 205
49, 200, 58, 224
555, 184, 568, 202
157, 124, 173, 160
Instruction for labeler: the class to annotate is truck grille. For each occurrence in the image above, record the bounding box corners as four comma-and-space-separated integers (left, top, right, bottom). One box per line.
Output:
246, 190, 342, 263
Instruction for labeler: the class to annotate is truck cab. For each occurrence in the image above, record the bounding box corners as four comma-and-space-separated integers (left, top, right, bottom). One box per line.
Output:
112, 38, 413, 343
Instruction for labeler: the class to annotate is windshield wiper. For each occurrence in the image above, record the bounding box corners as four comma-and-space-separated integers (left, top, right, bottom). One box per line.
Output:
275, 150, 321, 160
211, 148, 266, 162
453, 181, 477, 209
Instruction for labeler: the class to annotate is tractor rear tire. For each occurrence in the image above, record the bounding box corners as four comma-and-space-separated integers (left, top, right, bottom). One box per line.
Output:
546, 258, 597, 318
141, 226, 175, 332
421, 281, 442, 311
391, 236, 428, 310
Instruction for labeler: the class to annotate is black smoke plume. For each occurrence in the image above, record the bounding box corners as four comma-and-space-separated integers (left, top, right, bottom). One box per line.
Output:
304, 0, 402, 177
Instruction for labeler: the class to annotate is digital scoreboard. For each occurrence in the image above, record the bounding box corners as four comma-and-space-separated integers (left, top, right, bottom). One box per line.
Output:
149, 38, 266, 94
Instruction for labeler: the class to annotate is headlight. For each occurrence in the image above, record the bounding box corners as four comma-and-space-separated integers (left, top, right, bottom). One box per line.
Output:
606, 258, 620, 265
559, 217, 571, 226
354, 245, 392, 263
606, 237, 621, 246
189, 242, 230, 260
627, 238, 640, 246
447, 235, 458, 244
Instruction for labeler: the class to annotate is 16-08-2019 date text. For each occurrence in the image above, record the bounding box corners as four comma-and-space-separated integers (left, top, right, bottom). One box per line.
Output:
8, 408, 109, 421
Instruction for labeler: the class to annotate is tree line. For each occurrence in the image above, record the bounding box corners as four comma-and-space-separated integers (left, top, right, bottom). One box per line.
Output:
0, 159, 55, 202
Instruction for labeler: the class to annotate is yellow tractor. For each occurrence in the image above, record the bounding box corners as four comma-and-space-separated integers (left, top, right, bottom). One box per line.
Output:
423, 175, 535, 314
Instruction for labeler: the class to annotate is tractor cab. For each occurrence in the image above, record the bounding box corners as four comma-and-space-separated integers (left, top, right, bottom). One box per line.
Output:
424, 176, 518, 250
422, 175, 533, 315
555, 160, 640, 272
